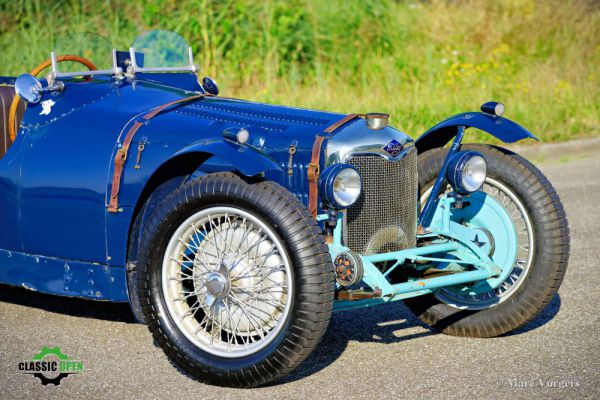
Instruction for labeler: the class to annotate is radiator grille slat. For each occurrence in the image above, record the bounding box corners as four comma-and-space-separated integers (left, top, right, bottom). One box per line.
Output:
346, 151, 418, 254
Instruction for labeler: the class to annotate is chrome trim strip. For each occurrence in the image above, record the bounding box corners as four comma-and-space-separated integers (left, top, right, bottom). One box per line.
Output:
325, 118, 415, 165
129, 46, 198, 74
51, 50, 123, 79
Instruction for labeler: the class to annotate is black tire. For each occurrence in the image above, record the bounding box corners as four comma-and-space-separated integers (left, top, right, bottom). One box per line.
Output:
136, 173, 334, 387
404, 144, 570, 337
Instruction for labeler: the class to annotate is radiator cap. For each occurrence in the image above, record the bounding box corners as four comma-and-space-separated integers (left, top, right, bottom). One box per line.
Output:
365, 113, 389, 130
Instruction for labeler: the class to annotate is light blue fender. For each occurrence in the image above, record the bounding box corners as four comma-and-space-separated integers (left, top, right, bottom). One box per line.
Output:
173, 140, 285, 178
416, 112, 538, 153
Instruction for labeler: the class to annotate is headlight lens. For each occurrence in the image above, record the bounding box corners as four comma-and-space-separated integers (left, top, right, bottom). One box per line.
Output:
319, 164, 362, 209
462, 155, 487, 192
333, 168, 362, 207
446, 151, 487, 193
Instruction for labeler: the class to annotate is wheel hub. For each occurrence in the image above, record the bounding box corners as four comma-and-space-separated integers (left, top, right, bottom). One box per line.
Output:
206, 271, 230, 298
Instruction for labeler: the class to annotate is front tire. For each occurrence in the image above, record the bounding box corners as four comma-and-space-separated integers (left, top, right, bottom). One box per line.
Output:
136, 173, 334, 387
404, 144, 570, 337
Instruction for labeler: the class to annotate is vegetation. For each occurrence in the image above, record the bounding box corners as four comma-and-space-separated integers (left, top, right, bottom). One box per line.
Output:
1, 0, 598, 141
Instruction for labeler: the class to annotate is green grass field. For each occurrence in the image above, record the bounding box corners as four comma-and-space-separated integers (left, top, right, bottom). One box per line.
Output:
1, 0, 598, 142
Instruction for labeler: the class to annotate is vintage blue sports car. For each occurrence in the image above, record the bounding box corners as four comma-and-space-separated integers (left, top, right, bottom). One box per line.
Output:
0, 30, 569, 387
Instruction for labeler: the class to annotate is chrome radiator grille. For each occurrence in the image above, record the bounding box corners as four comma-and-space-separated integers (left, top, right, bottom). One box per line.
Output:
345, 151, 418, 254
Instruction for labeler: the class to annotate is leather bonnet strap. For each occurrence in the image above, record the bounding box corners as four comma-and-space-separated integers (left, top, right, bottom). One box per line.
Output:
108, 94, 208, 213
307, 113, 362, 219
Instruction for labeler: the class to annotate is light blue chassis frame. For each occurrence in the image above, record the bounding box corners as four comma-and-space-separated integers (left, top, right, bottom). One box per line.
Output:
324, 126, 517, 312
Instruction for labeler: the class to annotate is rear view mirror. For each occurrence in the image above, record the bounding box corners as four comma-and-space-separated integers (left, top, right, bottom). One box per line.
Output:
15, 74, 42, 103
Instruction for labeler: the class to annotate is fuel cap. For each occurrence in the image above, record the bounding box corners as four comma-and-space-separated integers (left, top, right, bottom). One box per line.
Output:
365, 113, 389, 130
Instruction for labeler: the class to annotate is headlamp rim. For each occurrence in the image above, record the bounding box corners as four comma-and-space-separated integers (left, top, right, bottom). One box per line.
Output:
318, 164, 362, 209
446, 150, 487, 194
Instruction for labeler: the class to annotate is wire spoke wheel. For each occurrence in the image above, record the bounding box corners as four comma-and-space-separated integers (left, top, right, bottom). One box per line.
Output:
139, 175, 333, 387
162, 206, 293, 358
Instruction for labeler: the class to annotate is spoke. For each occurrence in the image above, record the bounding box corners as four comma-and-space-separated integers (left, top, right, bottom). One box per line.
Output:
169, 275, 193, 282
178, 237, 200, 254
230, 218, 250, 261
215, 214, 243, 258
249, 243, 276, 269
174, 290, 200, 301
219, 299, 225, 346
229, 291, 267, 339
232, 283, 287, 292
171, 257, 195, 274
223, 297, 235, 349
236, 293, 284, 317
181, 297, 201, 319
200, 220, 220, 261
208, 216, 225, 261
241, 229, 265, 263
230, 301, 249, 347
231, 262, 285, 281
232, 288, 287, 308
519, 244, 530, 252
208, 302, 220, 346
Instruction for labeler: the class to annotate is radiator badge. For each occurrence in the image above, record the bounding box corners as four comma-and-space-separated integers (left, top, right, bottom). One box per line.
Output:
383, 139, 403, 157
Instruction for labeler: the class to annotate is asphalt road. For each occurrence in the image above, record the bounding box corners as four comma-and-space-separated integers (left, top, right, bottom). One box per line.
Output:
1, 153, 598, 399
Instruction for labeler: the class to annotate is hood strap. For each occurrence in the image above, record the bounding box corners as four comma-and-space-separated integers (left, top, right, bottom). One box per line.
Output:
108, 94, 209, 213
308, 113, 363, 219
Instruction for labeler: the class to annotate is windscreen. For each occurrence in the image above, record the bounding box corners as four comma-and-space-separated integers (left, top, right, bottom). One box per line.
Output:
53, 32, 113, 73
131, 30, 190, 69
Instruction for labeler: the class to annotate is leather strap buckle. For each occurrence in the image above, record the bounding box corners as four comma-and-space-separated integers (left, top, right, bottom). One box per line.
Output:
114, 149, 127, 166
307, 163, 320, 180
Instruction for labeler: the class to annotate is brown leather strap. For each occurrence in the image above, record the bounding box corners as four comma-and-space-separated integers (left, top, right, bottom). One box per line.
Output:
308, 113, 362, 218
108, 94, 207, 213
307, 135, 326, 218
323, 113, 362, 134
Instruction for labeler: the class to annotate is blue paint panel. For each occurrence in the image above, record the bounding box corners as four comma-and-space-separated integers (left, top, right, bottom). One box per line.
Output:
0, 130, 27, 252
174, 141, 284, 177
136, 72, 203, 92
416, 112, 538, 153
0, 249, 127, 301
18, 78, 188, 264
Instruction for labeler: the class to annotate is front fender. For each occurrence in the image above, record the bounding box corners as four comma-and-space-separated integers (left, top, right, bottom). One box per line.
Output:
415, 112, 538, 154
174, 140, 285, 178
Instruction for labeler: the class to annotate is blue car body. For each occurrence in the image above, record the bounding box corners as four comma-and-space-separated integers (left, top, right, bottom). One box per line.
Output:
0, 64, 536, 303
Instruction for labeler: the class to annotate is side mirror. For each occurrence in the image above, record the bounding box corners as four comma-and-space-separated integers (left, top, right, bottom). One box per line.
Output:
201, 77, 219, 95
15, 74, 43, 103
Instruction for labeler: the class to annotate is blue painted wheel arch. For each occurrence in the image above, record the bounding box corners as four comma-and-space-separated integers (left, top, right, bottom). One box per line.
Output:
121, 140, 285, 264
415, 112, 538, 153
172, 140, 285, 178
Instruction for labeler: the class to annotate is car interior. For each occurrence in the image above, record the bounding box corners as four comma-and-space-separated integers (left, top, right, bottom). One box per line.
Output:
0, 86, 26, 160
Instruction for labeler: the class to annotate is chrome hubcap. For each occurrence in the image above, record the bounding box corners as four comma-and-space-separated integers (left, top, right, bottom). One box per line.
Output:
162, 206, 293, 358
206, 269, 230, 298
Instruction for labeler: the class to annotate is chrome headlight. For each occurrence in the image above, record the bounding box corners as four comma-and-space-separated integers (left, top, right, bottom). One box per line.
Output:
319, 164, 362, 209
446, 151, 487, 193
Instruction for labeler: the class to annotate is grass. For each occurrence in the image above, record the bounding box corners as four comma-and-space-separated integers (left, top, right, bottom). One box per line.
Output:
1, 0, 598, 142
